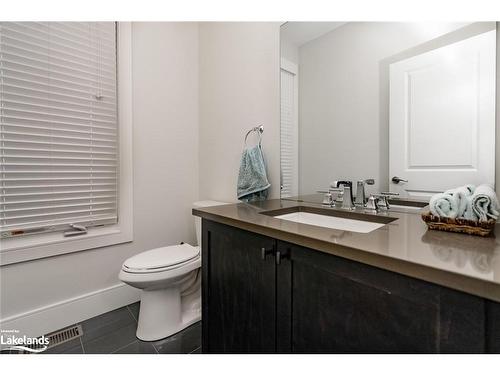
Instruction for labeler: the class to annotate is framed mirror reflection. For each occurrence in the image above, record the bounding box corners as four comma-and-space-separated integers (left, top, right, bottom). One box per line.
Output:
280, 22, 497, 201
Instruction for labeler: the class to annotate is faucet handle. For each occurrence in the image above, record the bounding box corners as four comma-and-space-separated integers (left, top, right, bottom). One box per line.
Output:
320, 192, 334, 206
379, 192, 399, 209
366, 192, 398, 210
364, 179, 375, 185
318, 188, 343, 206
366, 195, 379, 210
370, 193, 397, 209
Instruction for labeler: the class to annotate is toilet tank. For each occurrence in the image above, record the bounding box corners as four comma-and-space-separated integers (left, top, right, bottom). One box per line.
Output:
193, 201, 227, 246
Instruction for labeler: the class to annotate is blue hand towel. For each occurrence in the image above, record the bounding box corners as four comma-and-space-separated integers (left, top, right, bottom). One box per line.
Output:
429, 193, 459, 219
471, 184, 500, 222
237, 145, 271, 202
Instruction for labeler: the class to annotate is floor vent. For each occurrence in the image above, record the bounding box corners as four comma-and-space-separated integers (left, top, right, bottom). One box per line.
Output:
45, 324, 83, 350
1, 324, 84, 354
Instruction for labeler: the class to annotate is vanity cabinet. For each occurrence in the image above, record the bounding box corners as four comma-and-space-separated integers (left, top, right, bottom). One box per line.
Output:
201, 220, 276, 353
279, 242, 485, 353
201, 219, 499, 353
487, 301, 500, 352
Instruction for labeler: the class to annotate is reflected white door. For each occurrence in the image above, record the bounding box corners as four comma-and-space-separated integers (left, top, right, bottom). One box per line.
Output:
389, 30, 496, 200
280, 59, 299, 198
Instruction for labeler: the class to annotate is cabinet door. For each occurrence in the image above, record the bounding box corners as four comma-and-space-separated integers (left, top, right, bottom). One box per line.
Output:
202, 220, 276, 353
486, 300, 500, 353
278, 241, 485, 353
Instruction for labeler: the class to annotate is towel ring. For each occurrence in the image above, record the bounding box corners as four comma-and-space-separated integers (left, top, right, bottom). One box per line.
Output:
244, 125, 264, 147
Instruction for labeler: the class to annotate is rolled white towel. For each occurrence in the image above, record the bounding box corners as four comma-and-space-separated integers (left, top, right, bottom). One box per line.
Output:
429, 193, 459, 219
462, 198, 478, 221
445, 184, 475, 218
471, 184, 500, 222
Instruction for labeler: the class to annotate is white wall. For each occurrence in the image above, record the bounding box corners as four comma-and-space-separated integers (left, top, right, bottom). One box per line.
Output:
280, 38, 299, 65
298, 22, 474, 194
198, 22, 281, 202
0, 22, 200, 335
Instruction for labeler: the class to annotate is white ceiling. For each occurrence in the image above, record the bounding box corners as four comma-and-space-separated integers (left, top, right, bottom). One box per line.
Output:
281, 22, 346, 46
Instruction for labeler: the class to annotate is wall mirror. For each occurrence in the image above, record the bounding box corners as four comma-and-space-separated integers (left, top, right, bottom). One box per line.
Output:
280, 22, 497, 201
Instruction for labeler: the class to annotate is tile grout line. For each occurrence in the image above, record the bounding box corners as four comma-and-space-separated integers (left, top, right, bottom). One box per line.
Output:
110, 339, 139, 354
188, 346, 201, 354
126, 304, 153, 353
126, 305, 138, 323
152, 343, 159, 354
79, 336, 85, 354
112, 303, 155, 354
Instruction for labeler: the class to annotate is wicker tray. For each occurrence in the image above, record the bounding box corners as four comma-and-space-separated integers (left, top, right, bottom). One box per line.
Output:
421, 211, 496, 237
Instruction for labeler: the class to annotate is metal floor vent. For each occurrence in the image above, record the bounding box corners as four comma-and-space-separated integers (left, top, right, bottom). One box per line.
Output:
1, 324, 83, 354
45, 324, 83, 350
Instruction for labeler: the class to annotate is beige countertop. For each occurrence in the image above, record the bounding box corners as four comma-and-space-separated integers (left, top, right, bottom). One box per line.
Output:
193, 197, 500, 302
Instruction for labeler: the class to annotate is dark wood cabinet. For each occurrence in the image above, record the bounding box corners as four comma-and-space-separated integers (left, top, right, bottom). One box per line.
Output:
201, 220, 276, 353
486, 301, 500, 353
202, 220, 499, 353
279, 241, 485, 353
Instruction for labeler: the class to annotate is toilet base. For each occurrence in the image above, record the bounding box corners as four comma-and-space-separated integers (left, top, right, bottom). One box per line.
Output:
136, 286, 201, 342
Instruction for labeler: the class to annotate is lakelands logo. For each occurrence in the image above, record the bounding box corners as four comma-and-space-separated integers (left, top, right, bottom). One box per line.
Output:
0, 329, 49, 353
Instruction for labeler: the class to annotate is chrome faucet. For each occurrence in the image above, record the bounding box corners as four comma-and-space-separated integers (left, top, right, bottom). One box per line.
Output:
320, 180, 364, 210
355, 179, 375, 206
341, 185, 355, 210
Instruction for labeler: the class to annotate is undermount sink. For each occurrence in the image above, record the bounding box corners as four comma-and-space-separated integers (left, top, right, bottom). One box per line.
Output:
275, 212, 386, 233
262, 206, 397, 234
387, 199, 428, 213
389, 204, 423, 212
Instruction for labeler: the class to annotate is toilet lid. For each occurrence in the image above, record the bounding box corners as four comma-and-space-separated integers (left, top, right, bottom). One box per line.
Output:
123, 244, 200, 272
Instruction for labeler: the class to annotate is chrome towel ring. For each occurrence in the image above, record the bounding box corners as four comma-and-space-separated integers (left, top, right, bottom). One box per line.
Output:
244, 125, 264, 147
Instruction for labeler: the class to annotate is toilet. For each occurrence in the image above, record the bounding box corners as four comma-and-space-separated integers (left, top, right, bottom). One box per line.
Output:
119, 200, 225, 341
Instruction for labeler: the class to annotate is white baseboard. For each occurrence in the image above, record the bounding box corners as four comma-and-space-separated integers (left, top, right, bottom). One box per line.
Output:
0, 283, 141, 338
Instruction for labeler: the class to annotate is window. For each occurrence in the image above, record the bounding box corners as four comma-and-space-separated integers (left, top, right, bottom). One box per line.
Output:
0, 22, 133, 265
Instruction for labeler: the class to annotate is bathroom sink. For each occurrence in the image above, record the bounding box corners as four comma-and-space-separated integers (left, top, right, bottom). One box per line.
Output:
275, 212, 386, 233
389, 204, 423, 212
262, 206, 397, 233
387, 198, 428, 212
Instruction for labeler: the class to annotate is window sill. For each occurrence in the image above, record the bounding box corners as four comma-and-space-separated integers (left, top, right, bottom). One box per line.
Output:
0, 224, 133, 266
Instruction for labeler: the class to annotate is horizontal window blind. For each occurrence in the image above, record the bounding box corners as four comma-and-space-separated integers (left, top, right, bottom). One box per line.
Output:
280, 68, 297, 198
0, 22, 118, 238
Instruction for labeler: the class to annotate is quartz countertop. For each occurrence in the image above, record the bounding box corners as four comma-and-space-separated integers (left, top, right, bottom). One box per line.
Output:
193, 197, 500, 302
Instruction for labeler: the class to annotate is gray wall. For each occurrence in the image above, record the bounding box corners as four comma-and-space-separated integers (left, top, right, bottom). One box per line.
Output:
297, 22, 476, 195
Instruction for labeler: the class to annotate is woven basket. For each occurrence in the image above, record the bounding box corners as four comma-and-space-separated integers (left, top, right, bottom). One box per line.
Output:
421, 211, 496, 237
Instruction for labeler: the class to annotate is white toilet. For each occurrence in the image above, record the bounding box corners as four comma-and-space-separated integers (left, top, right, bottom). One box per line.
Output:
119, 200, 225, 341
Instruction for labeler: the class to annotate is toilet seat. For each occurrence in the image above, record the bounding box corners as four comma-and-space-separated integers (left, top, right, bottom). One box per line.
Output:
122, 244, 200, 274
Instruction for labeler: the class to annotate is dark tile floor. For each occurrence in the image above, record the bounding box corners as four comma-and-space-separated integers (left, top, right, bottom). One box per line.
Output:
2, 302, 201, 354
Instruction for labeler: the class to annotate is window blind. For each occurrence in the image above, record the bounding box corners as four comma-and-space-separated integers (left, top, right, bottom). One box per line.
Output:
0, 22, 118, 238
280, 68, 297, 198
